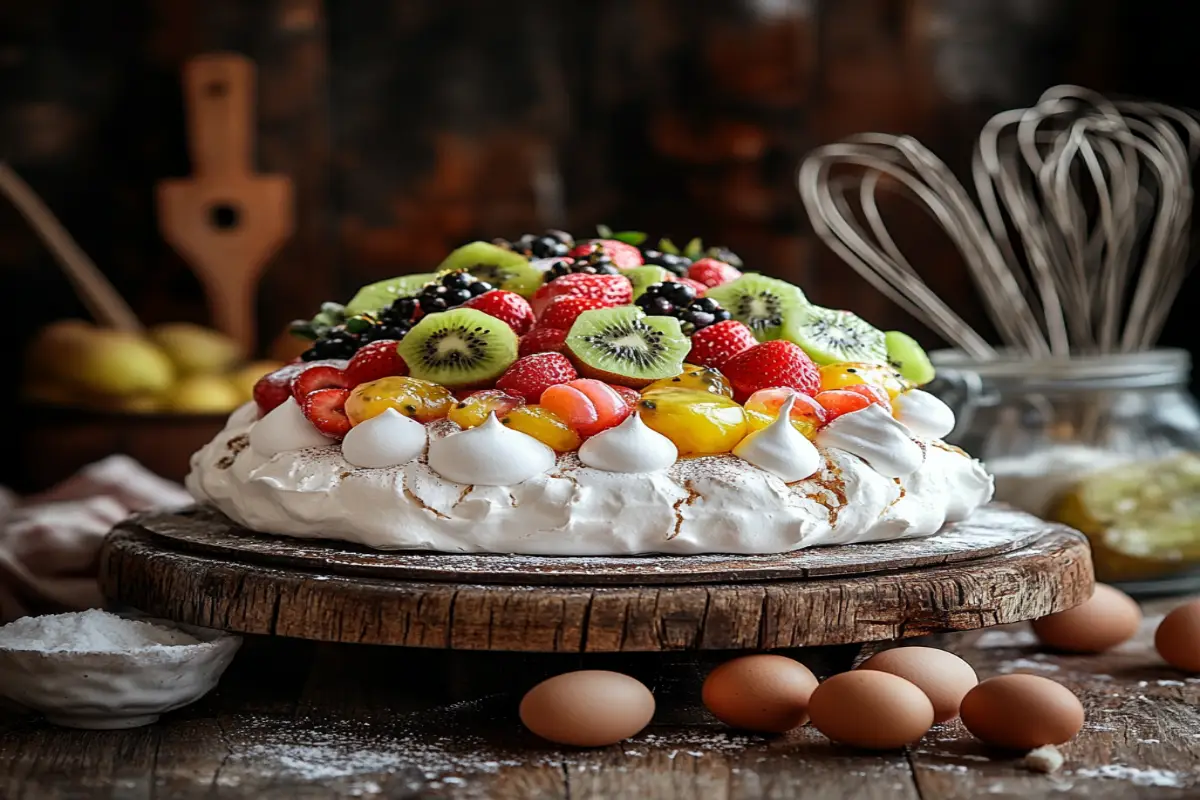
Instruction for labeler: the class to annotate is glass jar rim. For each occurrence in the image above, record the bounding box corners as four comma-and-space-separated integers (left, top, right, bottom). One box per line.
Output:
929, 347, 1191, 391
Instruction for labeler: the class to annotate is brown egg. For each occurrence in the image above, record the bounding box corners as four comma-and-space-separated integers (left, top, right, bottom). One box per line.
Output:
857, 647, 978, 723
808, 671, 934, 750
519, 670, 655, 747
1155, 599, 1200, 672
702, 654, 818, 733
1032, 583, 1142, 653
960, 674, 1084, 750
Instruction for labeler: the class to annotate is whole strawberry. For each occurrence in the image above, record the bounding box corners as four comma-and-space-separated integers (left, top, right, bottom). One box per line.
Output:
462, 290, 536, 335
495, 352, 579, 402
537, 295, 611, 331
686, 320, 756, 370
687, 258, 743, 288
569, 239, 643, 270
518, 327, 568, 357
345, 340, 408, 386
532, 273, 633, 315
721, 340, 820, 402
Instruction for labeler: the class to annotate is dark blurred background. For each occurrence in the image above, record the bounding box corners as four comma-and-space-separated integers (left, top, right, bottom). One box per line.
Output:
0, 0, 1197, 481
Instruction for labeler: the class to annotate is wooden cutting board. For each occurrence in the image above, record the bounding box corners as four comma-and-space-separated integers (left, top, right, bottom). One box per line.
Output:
157, 54, 295, 352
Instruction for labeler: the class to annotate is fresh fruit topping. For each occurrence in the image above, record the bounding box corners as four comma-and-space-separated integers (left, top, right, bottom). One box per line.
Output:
498, 230, 574, 259
744, 388, 827, 438
624, 266, 674, 299
344, 274, 436, 316
436, 241, 544, 298
565, 307, 691, 388
345, 376, 455, 424
783, 305, 887, 365
639, 249, 692, 277
638, 282, 732, 334
291, 365, 351, 402
687, 258, 743, 288
686, 320, 757, 370
885, 330, 936, 385
345, 340, 408, 386
500, 405, 582, 452
643, 364, 734, 397
462, 290, 536, 335
842, 383, 892, 410
447, 389, 524, 429
676, 277, 711, 297
814, 389, 872, 421
301, 326, 361, 361
518, 327, 569, 357
569, 239, 643, 270
417, 270, 493, 314
721, 340, 820, 402
397, 308, 519, 388
532, 273, 633, 314
301, 388, 352, 438
541, 378, 631, 437
612, 385, 642, 408
495, 353, 579, 403
254, 363, 313, 414
817, 362, 908, 399
638, 388, 748, 455
706, 274, 808, 342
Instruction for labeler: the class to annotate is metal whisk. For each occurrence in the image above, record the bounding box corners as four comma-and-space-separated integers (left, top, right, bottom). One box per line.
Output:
797, 85, 1200, 359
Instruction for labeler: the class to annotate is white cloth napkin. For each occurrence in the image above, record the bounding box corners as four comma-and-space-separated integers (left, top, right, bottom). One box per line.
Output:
0, 455, 192, 623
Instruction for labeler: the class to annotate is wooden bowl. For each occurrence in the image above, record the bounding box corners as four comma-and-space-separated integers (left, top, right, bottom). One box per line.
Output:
16, 404, 229, 492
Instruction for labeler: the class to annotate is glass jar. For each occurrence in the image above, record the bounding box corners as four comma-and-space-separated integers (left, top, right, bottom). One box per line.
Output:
929, 348, 1200, 594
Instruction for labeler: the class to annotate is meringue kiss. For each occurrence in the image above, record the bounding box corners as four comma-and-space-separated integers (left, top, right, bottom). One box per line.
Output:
427, 412, 556, 485
249, 396, 336, 457
341, 408, 427, 468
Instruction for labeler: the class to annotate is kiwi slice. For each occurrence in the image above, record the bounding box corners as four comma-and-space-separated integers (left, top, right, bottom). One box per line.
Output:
344, 273, 436, 316
705, 275, 808, 342
624, 266, 672, 299
783, 305, 886, 365
397, 308, 518, 387
437, 241, 544, 298
566, 307, 690, 387
885, 331, 936, 385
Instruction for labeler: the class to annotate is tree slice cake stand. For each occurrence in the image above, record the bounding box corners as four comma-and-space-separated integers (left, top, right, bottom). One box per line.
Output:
99, 504, 1092, 656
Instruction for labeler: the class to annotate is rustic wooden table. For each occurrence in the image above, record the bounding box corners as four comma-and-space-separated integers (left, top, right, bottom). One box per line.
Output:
0, 596, 1196, 799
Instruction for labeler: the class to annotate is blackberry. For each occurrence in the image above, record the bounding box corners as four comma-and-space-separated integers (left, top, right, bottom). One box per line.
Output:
302, 328, 361, 361
640, 249, 692, 277
417, 271, 493, 314
635, 283, 730, 334
500, 230, 574, 259
546, 250, 621, 280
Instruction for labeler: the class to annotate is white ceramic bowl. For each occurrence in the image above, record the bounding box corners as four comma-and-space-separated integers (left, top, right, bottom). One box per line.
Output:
0, 620, 241, 729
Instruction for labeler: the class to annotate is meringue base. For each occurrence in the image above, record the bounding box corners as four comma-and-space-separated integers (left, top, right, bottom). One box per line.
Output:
186, 404, 995, 556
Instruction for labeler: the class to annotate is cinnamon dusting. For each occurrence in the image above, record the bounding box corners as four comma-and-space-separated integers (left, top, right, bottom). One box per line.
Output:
667, 480, 701, 540
226, 434, 249, 454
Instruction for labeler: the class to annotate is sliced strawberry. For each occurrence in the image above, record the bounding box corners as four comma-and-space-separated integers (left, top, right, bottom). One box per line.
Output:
345, 340, 407, 386
255, 360, 344, 415
686, 320, 757, 370
518, 327, 568, 358
537, 295, 610, 331
302, 388, 352, 438
569, 239, 643, 269
462, 290, 536, 335
687, 258, 743, 288
291, 364, 351, 402
495, 353, 579, 403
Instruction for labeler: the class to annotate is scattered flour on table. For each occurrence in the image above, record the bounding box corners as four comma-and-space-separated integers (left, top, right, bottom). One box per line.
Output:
1070, 765, 1191, 788
0, 609, 199, 652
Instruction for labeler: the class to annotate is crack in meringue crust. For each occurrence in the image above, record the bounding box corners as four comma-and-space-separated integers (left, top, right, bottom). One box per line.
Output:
187, 402, 994, 556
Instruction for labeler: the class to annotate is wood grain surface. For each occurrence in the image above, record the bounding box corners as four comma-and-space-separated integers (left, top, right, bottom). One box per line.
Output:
99, 507, 1094, 651
1, 597, 1196, 798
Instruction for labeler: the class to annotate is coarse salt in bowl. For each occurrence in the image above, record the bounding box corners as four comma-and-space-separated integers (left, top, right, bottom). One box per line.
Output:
0, 609, 241, 729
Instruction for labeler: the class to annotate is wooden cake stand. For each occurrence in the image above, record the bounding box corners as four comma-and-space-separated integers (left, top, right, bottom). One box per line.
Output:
99, 504, 1092, 655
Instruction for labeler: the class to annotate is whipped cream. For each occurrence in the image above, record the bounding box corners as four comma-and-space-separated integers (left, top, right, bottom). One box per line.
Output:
188, 407, 993, 555
816, 403, 925, 478
249, 397, 336, 457
341, 408, 427, 469
894, 389, 956, 439
578, 413, 677, 473
426, 412, 555, 485
732, 395, 821, 482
